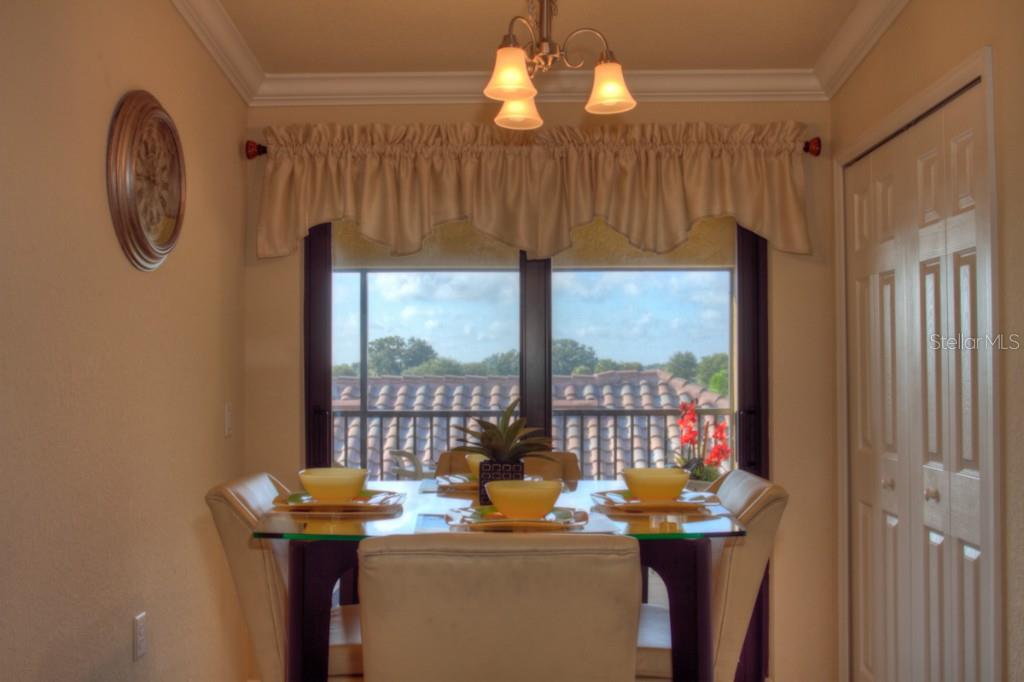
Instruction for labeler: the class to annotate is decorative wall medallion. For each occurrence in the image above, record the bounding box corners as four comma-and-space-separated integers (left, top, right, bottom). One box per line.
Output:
106, 90, 185, 271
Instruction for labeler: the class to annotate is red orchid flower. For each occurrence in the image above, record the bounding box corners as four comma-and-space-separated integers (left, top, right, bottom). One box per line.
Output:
705, 443, 731, 466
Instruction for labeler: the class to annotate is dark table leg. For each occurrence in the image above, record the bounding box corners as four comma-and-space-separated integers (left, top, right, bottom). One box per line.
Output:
639, 538, 713, 682
287, 541, 359, 682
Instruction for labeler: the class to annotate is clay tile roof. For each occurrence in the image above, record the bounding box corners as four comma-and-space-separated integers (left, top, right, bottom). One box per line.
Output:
332, 369, 729, 479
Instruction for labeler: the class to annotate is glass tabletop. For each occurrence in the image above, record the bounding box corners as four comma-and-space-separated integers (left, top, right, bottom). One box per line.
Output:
254, 480, 745, 541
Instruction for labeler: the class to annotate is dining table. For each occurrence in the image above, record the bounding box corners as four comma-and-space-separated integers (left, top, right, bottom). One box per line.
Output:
253, 479, 745, 682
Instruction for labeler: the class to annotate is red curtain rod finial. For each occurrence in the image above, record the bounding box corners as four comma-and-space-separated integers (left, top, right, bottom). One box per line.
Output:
245, 140, 267, 159
803, 137, 822, 157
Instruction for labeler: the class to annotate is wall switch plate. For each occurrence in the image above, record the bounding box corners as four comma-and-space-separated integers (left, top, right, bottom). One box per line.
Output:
224, 402, 233, 438
133, 612, 147, 661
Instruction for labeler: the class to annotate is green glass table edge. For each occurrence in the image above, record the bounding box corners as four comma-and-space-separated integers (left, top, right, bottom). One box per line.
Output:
253, 528, 745, 541
260, 531, 369, 541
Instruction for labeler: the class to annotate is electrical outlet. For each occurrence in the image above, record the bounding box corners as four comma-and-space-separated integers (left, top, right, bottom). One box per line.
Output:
224, 402, 233, 438
133, 612, 147, 661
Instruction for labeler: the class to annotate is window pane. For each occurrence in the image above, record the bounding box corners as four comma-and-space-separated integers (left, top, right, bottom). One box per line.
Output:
367, 272, 520, 386
551, 270, 733, 479
332, 272, 361, 380
332, 272, 362, 471
333, 270, 520, 479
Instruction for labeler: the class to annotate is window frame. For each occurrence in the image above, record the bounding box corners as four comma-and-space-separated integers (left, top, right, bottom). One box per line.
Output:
307, 223, 765, 473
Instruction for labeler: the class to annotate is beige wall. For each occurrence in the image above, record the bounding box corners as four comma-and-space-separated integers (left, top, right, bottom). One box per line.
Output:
244, 100, 838, 681
831, 0, 1024, 676
0, 1, 249, 680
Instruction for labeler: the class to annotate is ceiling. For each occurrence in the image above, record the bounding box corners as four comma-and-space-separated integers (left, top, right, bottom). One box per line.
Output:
174, 0, 908, 104
219, 0, 857, 73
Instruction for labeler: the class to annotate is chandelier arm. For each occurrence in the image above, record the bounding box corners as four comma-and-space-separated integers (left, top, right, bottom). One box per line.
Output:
560, 27, 611, 69
506, 15, 539, 47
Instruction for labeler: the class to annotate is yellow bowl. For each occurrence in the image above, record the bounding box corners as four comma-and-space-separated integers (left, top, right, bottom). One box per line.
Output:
465, 454, 488, 480
621, 468, 689, 501
298, 468, 367, 502
485, 480, 562, 519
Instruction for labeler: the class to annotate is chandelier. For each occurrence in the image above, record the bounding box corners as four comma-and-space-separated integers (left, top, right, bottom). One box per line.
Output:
484, 0, 636, 130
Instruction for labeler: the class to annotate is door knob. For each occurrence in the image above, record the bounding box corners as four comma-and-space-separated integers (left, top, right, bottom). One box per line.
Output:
924, 487, 941, 502
881, 477, 895, 490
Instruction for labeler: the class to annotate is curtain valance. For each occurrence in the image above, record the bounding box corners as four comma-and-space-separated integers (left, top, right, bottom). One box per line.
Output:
256, 122, 810, 259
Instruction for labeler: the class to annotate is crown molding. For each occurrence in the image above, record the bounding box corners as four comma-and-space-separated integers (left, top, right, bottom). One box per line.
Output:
175, 0, 904, 107
172, 0, 263, 102
251, 69, 826, 106
814, 0, 910, 97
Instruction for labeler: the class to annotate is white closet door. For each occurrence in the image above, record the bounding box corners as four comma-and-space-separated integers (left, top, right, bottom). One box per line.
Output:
845, 128, 912, 682
847, 83, 993, 682
937, 85, 990, 682
905, 107, 954, 682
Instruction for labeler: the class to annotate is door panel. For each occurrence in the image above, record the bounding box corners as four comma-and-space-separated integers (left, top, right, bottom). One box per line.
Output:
920, 258, 944, 463
846, 157, 878, 682
924, 529, 945, 682
845, 129, 912, 682
942, 85, 991, 682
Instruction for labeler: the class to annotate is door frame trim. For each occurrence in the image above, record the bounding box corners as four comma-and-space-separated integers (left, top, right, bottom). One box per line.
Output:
832, 47, 1000, 682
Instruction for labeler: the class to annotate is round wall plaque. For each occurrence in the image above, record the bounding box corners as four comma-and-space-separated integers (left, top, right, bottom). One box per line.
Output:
106, 90, 185, 271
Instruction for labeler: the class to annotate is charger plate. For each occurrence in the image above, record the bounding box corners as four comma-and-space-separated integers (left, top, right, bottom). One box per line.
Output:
591, 489, 712, 515
273, 490, 405, 513
446, 505, 587, 532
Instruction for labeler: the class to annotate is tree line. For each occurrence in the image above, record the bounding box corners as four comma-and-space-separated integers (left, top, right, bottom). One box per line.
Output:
333, 336, 729, 395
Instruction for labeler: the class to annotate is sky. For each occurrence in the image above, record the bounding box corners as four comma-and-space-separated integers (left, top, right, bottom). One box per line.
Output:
332, 269, 731, 366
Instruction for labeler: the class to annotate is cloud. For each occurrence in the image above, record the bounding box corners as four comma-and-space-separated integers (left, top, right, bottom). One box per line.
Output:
372, 272, 517, 304
338, 268, 731, 365
700, 308, 724, 322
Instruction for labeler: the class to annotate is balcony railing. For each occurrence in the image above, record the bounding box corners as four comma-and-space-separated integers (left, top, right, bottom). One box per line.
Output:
333, 408, 732, 480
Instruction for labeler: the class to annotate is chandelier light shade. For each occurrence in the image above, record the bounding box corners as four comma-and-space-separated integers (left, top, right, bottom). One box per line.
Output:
484, 0, 636, 128
585, 59, 637, 115
484, 46, 537, 101
494, 97, 544, 130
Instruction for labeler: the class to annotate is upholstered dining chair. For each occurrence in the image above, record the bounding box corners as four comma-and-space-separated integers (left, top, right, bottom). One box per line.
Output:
206, 473, 363, 681
358, 533, 641, 682
635, 469, 788, 681
389, 449, 437, 480
434, 450, 581, 482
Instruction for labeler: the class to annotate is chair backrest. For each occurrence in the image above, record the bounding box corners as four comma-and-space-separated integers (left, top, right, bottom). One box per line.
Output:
709, 469, 788, 682
389, 449, 422, 477
435, 450, 581, 482
358, 534, 641, 682
206, 473, 291, 682
433, 450, 469, 476
526, 451, 581, 482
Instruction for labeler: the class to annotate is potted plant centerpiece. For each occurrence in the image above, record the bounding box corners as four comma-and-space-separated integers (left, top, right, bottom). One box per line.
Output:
452, 398, 555, 505
674, 400, 730, 491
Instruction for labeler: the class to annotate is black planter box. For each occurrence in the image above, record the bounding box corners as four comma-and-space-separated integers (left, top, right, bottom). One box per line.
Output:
478, 460, 524, 505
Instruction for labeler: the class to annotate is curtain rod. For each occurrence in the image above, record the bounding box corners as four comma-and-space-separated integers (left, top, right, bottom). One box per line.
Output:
243, 136, 823, 159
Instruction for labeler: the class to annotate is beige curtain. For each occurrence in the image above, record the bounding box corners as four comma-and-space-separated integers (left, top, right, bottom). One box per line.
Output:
256, 122, 810, 258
